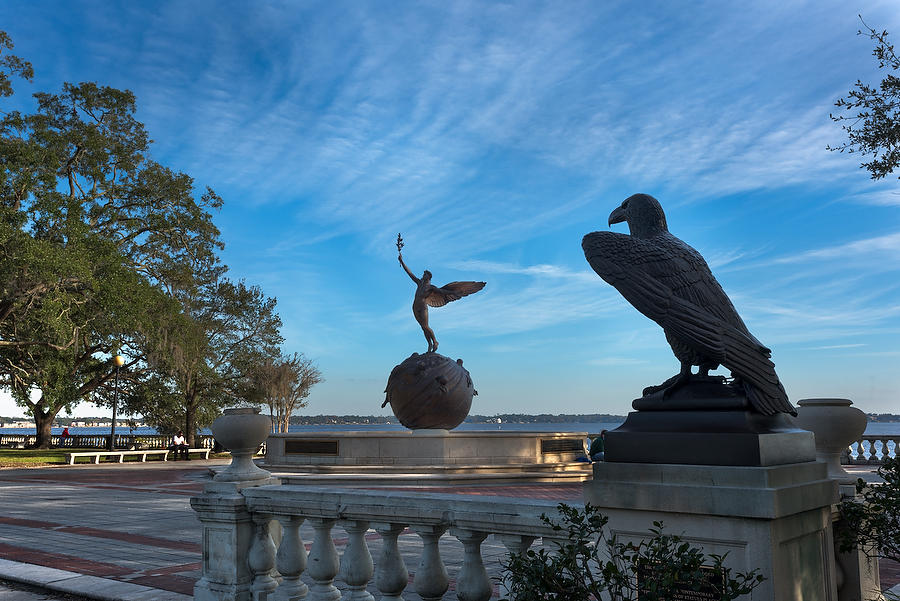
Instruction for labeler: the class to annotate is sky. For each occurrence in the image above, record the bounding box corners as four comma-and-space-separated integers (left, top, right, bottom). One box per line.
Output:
2, 0, 899, 419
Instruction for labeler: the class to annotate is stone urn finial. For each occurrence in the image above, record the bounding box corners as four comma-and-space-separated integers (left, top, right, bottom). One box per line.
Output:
211, 407, 272, 482
794, 398, 867, 484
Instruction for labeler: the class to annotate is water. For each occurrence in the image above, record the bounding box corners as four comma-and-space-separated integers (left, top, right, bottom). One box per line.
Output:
1, 421, 899, 436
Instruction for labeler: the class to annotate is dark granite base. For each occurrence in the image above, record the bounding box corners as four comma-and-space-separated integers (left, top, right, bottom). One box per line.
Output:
605, 409, 814, 466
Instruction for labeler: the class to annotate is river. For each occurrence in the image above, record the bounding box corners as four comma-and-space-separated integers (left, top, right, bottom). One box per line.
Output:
2, 421, 899, 436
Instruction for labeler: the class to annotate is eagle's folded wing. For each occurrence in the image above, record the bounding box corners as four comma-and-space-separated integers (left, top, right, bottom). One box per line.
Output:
582, 231, 791, 415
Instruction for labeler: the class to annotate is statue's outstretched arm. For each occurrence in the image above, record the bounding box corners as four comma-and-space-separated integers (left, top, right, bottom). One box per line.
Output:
398, 254, 420, 284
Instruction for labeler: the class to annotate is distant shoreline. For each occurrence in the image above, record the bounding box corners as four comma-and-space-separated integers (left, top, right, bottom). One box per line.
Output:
4, 412, 900, 428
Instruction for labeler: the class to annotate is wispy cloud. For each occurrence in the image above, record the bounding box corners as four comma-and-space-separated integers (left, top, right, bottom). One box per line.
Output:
775, 232, 900, 263
449, 260, 597, 283
799, 343, 867, 350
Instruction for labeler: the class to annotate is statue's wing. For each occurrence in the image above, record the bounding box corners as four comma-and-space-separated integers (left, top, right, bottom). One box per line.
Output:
425, 281, 486, 308
582, 231, 792, 415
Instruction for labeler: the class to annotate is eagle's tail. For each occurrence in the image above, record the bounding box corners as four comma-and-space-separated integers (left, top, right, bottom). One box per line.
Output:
721, 328, 795, 416
665, 297, 795, 416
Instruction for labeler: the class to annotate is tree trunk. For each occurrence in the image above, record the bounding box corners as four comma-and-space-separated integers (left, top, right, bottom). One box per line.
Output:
185, 403, 196, 448
33, 408, 56, 449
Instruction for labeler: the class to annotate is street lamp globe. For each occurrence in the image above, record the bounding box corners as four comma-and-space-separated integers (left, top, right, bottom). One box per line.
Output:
113, 355, 125, 367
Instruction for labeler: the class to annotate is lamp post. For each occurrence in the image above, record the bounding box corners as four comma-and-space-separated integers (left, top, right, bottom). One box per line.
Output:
108, 355, 125, 451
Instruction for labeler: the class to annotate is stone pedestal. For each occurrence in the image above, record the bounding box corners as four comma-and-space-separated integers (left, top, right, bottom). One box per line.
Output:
605, 408, 816, 466
191, 479, 279, 601
584, 461, 840, 600
193, 406, 281, 601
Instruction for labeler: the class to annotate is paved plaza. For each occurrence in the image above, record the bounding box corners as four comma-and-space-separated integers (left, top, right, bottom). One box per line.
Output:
0, 460, 893, 600
0, 460, 583, 600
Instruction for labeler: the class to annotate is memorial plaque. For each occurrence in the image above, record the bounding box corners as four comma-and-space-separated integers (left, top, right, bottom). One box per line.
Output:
285, 439, 339, 455
637, 563, 725, 600
540, 438, 584, 454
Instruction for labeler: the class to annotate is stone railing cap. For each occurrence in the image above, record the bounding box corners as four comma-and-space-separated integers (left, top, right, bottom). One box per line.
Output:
797, 398, 853, 406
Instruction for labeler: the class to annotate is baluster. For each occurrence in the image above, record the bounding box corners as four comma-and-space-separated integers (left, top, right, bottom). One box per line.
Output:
339, 519, 374, 601
451, 528, 491, 601
372, 522, 409, 600
847, 440, 859, 464
307, 518, 341, 601
249, 514, 278, 601
275, 515, 308, 601
413, 524, 449, 601
891, 438, 900, 461
870, 438, 882, 463
497, 534, 535, 600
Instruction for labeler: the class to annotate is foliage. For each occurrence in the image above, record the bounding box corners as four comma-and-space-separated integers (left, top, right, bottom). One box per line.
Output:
0, 31, 295, 448
0, 31, 33, 98
245, 352, 323, 433
828, 18, 900, 179
838, 456, 900, 564
501, 503, 764, 601
123, 279, 283, 444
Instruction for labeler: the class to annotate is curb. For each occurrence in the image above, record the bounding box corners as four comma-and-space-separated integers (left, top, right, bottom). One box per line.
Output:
0, 558, 192, 601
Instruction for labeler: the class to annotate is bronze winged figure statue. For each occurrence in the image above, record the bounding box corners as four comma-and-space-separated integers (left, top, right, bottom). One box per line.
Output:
397, 234, 485, 353
582, 194, 795, 416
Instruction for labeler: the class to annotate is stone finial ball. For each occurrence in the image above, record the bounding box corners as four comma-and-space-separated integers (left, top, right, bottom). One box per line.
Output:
383, 352, 476, 430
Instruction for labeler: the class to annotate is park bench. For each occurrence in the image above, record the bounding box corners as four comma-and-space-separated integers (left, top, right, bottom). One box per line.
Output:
186, 447, 212, 460
168, 447, 213, 460
66, 449, 170, 465
65, 447, 212, 465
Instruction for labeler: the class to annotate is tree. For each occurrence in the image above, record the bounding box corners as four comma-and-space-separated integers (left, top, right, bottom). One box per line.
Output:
0, 31, 33, 98
502, 504, 764, 601
828, 18, 900, 179
247, 352, 323, 433
126, 278, 283, 446
838, 457, 900, 578
0, 32, 224, 447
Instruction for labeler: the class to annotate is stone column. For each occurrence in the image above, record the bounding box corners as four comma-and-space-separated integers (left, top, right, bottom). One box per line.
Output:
339, 519, 375, 601
274, 515, 308, 601
192, 407, 280, 601
584, 460, 839, 600
249, 514, 278, 601
412, 524, 449, 601
450, 528, 491, 601
497, 534, 535, 600
372, 522, 409, 601
192, 481, 278, 601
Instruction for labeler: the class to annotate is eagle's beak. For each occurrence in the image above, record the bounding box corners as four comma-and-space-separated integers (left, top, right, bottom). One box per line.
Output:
608, 205, 626, 227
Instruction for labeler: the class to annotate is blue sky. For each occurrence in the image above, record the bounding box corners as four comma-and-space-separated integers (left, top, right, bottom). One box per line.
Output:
2, 0, 899, 419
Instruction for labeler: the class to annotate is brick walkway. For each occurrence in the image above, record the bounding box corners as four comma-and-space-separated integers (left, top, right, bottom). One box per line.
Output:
0, 462, 892, 599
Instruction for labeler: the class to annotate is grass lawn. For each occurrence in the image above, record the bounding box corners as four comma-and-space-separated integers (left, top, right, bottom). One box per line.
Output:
0, 448, 73, 467
0, 448, 231, 467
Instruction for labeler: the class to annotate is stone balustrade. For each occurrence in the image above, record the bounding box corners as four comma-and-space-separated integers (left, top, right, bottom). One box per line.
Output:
192, 483, 564, 601
0, 433, 217, 449
843, 434, 900, 465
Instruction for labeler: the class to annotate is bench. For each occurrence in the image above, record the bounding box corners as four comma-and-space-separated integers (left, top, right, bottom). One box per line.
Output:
188, 447, 212, 459
170, 447, 213, 460
66, 449, 170, 465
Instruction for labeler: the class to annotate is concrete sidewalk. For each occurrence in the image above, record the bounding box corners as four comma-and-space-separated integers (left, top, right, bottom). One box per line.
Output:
0, 460, 891, 600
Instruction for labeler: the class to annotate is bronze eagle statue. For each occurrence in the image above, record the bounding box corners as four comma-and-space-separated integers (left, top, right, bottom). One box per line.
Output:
582, 194, 795, 416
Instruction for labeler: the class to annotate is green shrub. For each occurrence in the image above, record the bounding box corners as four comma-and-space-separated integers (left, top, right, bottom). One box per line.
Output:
839, 456, 900, 563
501, 503, 764, 601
